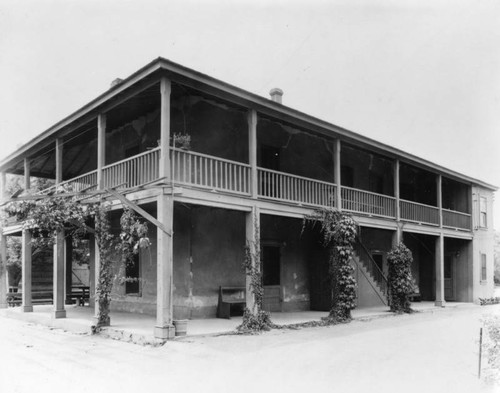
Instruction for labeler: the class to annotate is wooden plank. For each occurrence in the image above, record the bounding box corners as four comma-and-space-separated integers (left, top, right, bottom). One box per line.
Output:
105, 188, 171, 237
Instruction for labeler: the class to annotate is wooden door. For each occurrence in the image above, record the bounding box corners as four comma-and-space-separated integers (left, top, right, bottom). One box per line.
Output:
262, 245, 281, 312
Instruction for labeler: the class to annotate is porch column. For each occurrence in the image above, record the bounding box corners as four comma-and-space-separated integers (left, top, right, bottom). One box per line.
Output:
0, 233, 7, 308
245, 206, 260, 313
21, 229, 33, 312
0, 172, 6, 203
88, 234, 96, 303
24, 158, 31, 192
435, 233, 445, 307
92, 235, 108, 325
394, 159, 402, 244
159, 77, 171, 182
334, 139, 342, 210
53, 229, 66, 318
248, 109, 258, 198
155, 192, 175, 340
437, 174, 443, 228
97, 113, 106, 189
65, 236, 73, 305
55, 138, 63, 185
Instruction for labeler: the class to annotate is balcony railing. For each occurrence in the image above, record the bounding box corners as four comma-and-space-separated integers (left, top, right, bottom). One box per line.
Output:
258, 168, 336, 207
172, 148, 250, 195
32, 148, 472, 233
341, 187, 396, 218
400, 199, 440, 226
102, 148, 160, 190
443, 209, 471, 231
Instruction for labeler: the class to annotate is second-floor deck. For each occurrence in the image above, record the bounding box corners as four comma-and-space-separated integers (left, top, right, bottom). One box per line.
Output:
45, 148, 472, 232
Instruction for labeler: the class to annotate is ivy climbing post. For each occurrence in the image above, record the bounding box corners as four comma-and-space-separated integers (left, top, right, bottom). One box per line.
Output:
387, 242, 414, 313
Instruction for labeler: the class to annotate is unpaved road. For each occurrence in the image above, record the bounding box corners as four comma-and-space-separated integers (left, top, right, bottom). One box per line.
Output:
0, 305, 499, 393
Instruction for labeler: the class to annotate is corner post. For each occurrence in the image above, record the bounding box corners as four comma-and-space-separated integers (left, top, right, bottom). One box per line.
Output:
24, 158, 31, 192
245, 206, 260, 313
53, 229, 66, 318
0, 172, 6, 203
21, 229, 33, 312
435, 233, 445, 307
0, 233, 8, 308
394, 159, 402, 244
88, 233, 96, 304
65, 236, 73, 305
334, 139, 342, 210
97, 114, 106, 189
248, 109, 258, 198
55, 138, 63, 185
155, 77, 175, 340
437, 174, 443, 228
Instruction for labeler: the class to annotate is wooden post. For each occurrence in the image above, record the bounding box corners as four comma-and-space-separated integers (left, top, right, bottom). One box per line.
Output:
155, 77, 175, 340
89, 234, 95, 303
435, 233, 445, 307
0, 172, 6, 203
92, 235, 108, 325
154, 192, 175, 339
53, 229, 66, 318
334, 139, 342, 210
0, 233, 7, 308
248, 109, 258, 198
55, 138, 63, 185
159, 77, 171, 181
21, 229, 33, 312
24, 158, 31, 192
478, 327, 483, 379
97, 114, 106, 189
65, 236, 73, 305
437, 174, 443, 228
394, 159, 402, 244
245, 206, 260, 314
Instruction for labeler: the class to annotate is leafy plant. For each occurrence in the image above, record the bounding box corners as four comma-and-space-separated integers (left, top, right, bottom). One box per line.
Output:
304, 208, 357, 322
387, 242, 414, 313
172, 133, 191, 150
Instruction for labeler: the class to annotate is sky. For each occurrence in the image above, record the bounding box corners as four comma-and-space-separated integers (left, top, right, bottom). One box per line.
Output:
0, 0, 499, 227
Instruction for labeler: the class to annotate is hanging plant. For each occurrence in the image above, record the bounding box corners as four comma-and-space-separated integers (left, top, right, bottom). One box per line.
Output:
304, 208, 357, 322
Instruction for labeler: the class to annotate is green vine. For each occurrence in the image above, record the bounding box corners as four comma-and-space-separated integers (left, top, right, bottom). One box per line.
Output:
304, 208, 357, 322
116, 208, 151, 286
238, 218, 273, 332
387, 242, 414, 313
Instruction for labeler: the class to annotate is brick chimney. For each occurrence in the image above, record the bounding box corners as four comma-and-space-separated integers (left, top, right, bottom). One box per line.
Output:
269, 88, 283, 104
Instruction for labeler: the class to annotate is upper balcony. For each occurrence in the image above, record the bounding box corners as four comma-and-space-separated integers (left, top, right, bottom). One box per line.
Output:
0, 74, 474, 233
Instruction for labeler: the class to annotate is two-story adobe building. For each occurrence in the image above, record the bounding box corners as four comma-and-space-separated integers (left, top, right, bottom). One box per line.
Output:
0, 58, 496, 339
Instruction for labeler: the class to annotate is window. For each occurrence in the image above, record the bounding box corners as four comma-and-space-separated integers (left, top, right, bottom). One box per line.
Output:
125, 253, 140, 294
479, 197, 487, 228
481, 253, 487, 282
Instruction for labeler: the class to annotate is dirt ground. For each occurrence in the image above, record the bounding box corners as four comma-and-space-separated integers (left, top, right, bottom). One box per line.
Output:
0, 304, 499, 393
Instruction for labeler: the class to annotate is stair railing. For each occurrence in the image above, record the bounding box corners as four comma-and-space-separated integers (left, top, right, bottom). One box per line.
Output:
355, 239, 389, 297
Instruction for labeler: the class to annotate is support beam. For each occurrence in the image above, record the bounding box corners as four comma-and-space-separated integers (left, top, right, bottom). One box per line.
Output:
21, 229, 33, 312
97, 113, 106, 189
437, 174, 443, 228
334, 139, 342, 210
0, 172, 6, 203
55, 138, 63, 185
53, 229, 66, 318
89, 234, 96, 303
92, 235, 109, 325
394, 159, 400, 222
154, 193, 175, 340
24, 158, 31, 192
65, 236, 73, 305
159, 78, 171, 181
105, 188, 171, 236
435, 233, 445, 307
0, 234, 7, 308
245, 206, 260, 313
248, 109, 258, 198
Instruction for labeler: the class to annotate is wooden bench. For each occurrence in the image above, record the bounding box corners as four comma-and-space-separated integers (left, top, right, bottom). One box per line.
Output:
70, 286, 90, 306
217, 286, 246, 319
6, 290, 53, 307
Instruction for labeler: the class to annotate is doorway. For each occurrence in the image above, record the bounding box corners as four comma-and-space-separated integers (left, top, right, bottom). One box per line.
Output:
262, 244, 281, 312
444, 254, 455, 301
